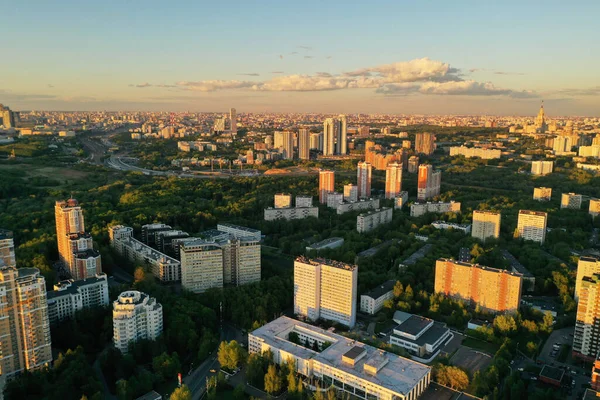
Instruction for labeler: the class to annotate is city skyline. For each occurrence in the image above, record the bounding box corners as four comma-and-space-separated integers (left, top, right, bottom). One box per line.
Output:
2, 1, 600, 115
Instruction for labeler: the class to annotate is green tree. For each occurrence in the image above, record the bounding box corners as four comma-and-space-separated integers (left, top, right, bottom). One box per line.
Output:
493, 314, 517, 335
264, 364, 282, 395
218, 340, 245, 371
233, 384, 245, 400
246, 353, 266, 387
152, 352, 181, 383
170, 385, 192, 400
393, 281, 404, 298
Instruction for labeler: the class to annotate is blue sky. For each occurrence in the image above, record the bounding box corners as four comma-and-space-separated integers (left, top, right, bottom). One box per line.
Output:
1, 0, 599, 115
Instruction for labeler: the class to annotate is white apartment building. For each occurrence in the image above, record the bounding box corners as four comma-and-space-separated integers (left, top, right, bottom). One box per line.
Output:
294, 257, 357, 328
360, 280, 395, 315
533, 187, 552, 201
516, 210, 548, 244
561, 193, 583, 209
394, 192, 409, 209
326, 192, 344, 208
336, 199, 380, 215
296, 195, 313, 208
590, 199, 600, 217
264, 206, 319, 221
578, 145, 600, 158
47, 273, 109, 324
449, 146, 501, 159
180, 239, 224, 293
113, 291, 163, 354
357, 208, 393, 233
575, 256, 600, 301
274, 193, 292, 208
109, 226, 181, 282
531, 160, 553, 175
471, 210, 501, 241
249, 317, 431, 400
431, 221, 471, 234
573, 274, 600, 362
410, 201, 461, 217
216, 223, 261, 242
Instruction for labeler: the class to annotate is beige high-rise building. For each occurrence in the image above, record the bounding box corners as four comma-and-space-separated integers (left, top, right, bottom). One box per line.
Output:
293, 257, 357, 328
180, 240, 224, 294
282, 131, 294, 160
298, 128, 310, 160
533, 187, 552, 201
0, 229, 15, 268
434, 259, 522, 313
274, 193, 292, 209
573, 274, 600, 362
516, 210, 548, 244
357, 161, 372, 199
561, 193, 583, 209
385, 162, 402, 199
323, 118, 337, 156
408, 156, 419, 173
575, 257, 600, 301
472, 211, 501, 242
590, 199, 600, 217
319, 170, 335, 204
531, 160, 553, 175
0, 266, 52, 378
113, 291, 163, 354
417, 164, 441, 201
222, 238, 261, 286
415, 132, 435, 155
343, 184, 358, 203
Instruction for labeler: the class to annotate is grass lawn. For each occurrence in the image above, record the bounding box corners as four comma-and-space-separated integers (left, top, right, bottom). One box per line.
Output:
462, 337, 500, 355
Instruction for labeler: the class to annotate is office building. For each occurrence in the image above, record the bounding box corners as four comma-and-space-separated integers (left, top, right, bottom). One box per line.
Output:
385, 162, 402, 199
449, 146, 501, 159
533, 187, 552, 201
553, 136, 573, 155
298, 128, 310, 160
141, 223, 172, 246
0, 229, 15, 268
109, 226, 181, 282
0, 104, 16, 128
336, 199, 380, 215
0, 266, 52, 379
343, 184, 358, 203
472, 211, 501, 241
360, 280, 395, 315
516, 210, 548, 244
435, 259, 522, 313
415, 132, 435, 155
590, 199, 600, 217
282, 131, 294, 160
229, 108, 237, 134
575, 257, 600, 301
113, 291, 163, 354
323, 118, 337, 156
561, 193, 583, 209
356, 208, 393, 233
573, 274, 600, 362
531, 160, 553, 175
249, 316, 431, 400
394, 192, 409, 209
410, 201, 461, 217
264, 206, 319, 221
357, 161, 372, 199
216, 223, 261, 242
408, 156, 419, 173
294, 257, 358, 328
389, 312, 451, 358
274, 193, 292, 208
47, 273, 109, 324
417, 165, 441, 201
319, 170, 335, 204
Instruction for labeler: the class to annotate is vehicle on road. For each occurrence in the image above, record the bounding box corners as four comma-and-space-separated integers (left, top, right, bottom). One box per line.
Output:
210, 369, 216, 373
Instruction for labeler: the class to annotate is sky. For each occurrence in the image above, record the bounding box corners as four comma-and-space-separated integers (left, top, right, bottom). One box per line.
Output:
1, 0, 599, 115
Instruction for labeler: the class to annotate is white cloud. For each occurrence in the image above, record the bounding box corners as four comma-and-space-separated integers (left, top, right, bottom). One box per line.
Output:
176, 80, 256, 92
418, 80, 538, 98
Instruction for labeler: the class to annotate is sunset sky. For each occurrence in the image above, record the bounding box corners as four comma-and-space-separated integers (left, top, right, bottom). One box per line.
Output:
2, 0, 599, 115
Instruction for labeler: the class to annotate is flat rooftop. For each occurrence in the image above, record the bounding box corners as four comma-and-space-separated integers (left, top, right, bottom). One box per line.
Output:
251, 316, 430, 396
363, 280, 395, 300
295, 256, 357, 271
519, 210, 548, 217
307, 237, 344, 249
438, 258, 523, 278
396, 315, 433, 337
540, 365, 565, 382
217, 223, 260, 233
122, 237, 180, 264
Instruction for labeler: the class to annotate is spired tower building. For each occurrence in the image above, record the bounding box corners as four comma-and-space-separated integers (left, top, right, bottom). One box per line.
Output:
534, 102, 548, 133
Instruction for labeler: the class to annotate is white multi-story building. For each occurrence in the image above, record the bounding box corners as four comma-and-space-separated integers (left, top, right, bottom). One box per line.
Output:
579, 145, 600, 158
394, 192, 409, 209
389, 312, 452, 358
282, 131, 294, 160
180, 239, 224, 293
531, 160, 553, 175
343, 184, 358, 203
216, 223, 261, 242
47, 273, 109, 324
0, 229, 15, 268
360, 280, 395, 315
472, 210, 501, 241
336, 199, 380, 215
449, 146, 501, 159
410, 201, 461, 217
356, 208, 393, 233
294, 257, 357, 328
323, 118, 338, 156
385, 162, 402, 199
431, 221, 471, 234
109, 226, 181, 282
533, 187, 552, 201
274, 193, 292, 208
264, 207, 319, 221
561, 193, 583, 209
516, 210, 548, 244
357, 161, 372, 199
573, 274, 600, 362
249, 316, 431, 400
113, 291, 163, 354
575, 256, 600, 301
298, 128, 310, 160
590, 199, 600, 218
553, 136, 573, 155
326, 192, 344, 208
295, 195, 313, 208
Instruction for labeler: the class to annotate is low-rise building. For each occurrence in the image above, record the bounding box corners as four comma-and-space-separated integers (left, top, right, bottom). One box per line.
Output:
500, 250, 535, 292
216, 223, 261, 242
531, 160, 553, 175
356, 208, 393, 233
410, 201, 461, 217
591, 199, 600, 218
449, 146, 501, 159
431, 221, 471, 234
326, 192, 344, 208
113, 291, 163, 354
47, 273, 110, 324
533, 187, 552, 201
306, 237, 344, 252
264, 206, 319, 221
360, 280, 395, 315
561, 193, 583, 209
394, 191, 409, 209
249, 316, 431, 400
389, 312, 452, 358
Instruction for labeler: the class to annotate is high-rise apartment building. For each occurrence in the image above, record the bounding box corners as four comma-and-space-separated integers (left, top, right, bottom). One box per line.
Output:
274, 193, 292, 208
55, 199, 101, 280
0, 229, 15, 268
385, 162, 402, 199
408, 156, 419, 173
343, 184, 358, 203
434, 259, 522, 313
357, 161, 372, 199
309, 132, 322, 151
273, 131, 284, 149
47, 273, 109, 324
573, 274, 600, 362
141, 223, 172, 246
516, 210, 548, 244
0, 266, 52, 378
295, 195, 313, 208
533, 187, 552, 201
298, 128, 310, 160
417, 165, 441, 201
410, 201, 461, 217
229, 108, 237, 134
180, 240, 224, 293
561, 193, 583, 209
294, 257, 357, 328
213, 116, 226, 133
319, 170, 335, 204
531, 160, 553, 175
472, 211, 501, 242
415, 132, 435, 155
281, 131, 294, 160
323, 118, 337, 156
590, 199, 600, 218
337, 115, 347, 155
553, 135, 573, 155
113, 291, 163, 354
356, 208, 393, 233
575, 256, 600, 301
0, 104, 16, 128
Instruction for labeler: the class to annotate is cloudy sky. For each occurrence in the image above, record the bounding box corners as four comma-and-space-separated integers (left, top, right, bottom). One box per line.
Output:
2, 0, 599, 115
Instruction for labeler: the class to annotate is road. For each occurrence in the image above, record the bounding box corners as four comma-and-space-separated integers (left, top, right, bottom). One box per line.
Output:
79, 137, 107, 165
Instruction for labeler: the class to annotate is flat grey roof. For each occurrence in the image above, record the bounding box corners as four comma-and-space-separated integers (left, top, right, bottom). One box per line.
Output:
343, 345, 366, 360
217, 223, 260, 233
363, 280, 395, 300
396, 315, 432, 337
393, 322, 449, 348
540, 365, 564, 381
